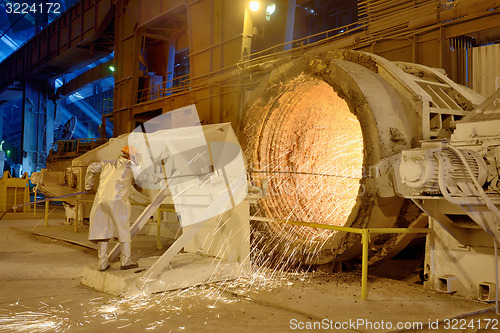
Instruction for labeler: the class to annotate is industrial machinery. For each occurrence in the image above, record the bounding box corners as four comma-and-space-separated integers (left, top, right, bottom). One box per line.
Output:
395, 88, 500, 300
239, 48, 483, 268
14, 0, 500, 301
33, 48, 485, 269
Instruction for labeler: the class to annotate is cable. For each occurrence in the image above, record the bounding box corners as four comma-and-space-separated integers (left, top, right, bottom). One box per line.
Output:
249, 169, 359, 180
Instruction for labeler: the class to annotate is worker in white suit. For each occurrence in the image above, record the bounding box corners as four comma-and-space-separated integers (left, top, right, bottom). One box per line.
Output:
85, 145, 141, 271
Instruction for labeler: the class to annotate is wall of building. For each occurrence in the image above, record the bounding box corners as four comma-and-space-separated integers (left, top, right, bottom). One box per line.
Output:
472, 43, 500, 98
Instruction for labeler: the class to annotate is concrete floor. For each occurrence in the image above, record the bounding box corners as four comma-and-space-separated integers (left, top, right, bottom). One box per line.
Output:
1, 213, 499, 332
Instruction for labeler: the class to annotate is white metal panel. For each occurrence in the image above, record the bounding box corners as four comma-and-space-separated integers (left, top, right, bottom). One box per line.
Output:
472, 43, 500, 98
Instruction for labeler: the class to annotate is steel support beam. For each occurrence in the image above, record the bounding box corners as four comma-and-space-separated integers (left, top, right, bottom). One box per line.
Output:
56, 60, 114, 97
0, 0, 115, 93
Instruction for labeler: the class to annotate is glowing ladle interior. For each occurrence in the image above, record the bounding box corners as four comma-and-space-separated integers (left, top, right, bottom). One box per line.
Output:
258, 75, 364, 241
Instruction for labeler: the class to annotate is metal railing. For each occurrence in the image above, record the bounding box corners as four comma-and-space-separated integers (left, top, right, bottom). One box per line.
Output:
252, 216, 430, 300
48, 138, 108, 161
37, 194, 429, 298
243, 21, 364, 63
42, 198, 169, 247
136, 74, 191, 104
133, 22, 363, 105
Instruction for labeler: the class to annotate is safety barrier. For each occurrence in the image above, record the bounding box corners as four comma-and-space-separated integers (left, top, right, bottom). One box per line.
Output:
36, 195, 85, 229
38, 198, 69, 227
251, 216, 430, 300
39, 196, 428, 299
41, 197, 174, 252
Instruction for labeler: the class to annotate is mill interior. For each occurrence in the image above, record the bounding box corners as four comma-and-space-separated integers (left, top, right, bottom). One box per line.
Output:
1, 0, 500, 331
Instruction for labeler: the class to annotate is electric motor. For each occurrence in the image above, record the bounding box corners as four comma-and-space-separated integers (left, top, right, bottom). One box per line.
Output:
399, 147, 488, 195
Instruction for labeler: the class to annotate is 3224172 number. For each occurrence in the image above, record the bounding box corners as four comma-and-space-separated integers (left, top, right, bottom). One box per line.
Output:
443, 318, 498, 330
5, 2, 61, 14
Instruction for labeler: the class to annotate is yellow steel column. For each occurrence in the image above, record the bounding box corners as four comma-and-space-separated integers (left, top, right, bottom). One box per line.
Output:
45, 201, 49, 227
74, 201, 79, 233
156, 209, 162, 250
361, 229, 369, 300
13, 187, 17, 212
33, 190, 37, 217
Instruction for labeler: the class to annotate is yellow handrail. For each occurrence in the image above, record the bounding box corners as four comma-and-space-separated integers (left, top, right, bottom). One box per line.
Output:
40, 196, 427, 300
251, 216, 430, 300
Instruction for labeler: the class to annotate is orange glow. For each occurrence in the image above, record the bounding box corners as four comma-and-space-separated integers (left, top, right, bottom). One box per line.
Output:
255, 75, 364, 241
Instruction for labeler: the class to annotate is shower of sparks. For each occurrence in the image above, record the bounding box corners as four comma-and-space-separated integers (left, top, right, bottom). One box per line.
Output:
0, 302, 72, 333
0, 259, 312, 332
0, 209, 314, 331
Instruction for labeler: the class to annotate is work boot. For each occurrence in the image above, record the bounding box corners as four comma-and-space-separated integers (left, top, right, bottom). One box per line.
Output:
120, 242, 138, 270
97, 241, 110, 271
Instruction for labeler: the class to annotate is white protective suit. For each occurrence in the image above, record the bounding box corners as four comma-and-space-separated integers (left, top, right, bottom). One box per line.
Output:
85, 155, 138, 270
85, 156, 135, 242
